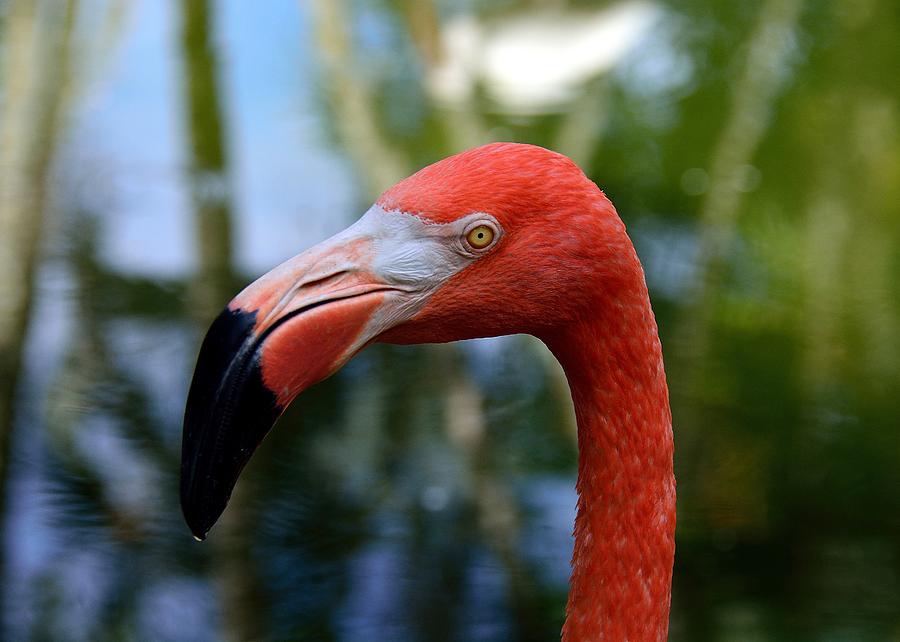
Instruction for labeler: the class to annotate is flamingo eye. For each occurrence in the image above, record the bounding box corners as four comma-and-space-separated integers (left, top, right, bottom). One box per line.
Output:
465, 224, 495, 250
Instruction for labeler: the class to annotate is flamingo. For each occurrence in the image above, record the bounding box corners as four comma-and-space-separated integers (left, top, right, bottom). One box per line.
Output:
181, 142, 675, 641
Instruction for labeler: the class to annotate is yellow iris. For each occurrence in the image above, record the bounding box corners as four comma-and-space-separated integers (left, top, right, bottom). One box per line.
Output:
466, 225, 495, 249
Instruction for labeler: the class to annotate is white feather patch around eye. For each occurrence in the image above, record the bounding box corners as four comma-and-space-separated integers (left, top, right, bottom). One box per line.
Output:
353, 205, 502, 291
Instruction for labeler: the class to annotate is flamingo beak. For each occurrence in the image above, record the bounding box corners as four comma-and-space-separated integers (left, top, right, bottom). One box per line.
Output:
180, 230, 400, 541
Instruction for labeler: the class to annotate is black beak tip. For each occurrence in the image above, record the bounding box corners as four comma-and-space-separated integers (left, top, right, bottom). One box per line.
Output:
180, 307, 283, 541
180, 474, 233, 542
186, 520, 210, 542
183, 504, 215, 542
181, 495, 214, 542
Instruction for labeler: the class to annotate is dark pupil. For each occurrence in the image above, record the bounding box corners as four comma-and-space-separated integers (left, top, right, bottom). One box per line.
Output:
477, 232, 484, 239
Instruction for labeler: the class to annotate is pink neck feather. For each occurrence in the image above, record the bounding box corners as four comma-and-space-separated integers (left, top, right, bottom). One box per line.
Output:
378, 142, 675, 637
545, 254, 675, 641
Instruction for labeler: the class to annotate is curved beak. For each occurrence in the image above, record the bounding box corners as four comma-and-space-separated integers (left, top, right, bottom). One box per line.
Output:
180, 229, 402, 540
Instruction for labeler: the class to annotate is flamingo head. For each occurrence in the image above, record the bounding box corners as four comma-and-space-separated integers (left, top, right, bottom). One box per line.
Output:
181, 143, 629, 540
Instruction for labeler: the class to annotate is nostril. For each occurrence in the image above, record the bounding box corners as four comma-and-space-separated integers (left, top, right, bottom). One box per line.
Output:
300, 270, 350, 291
261, 270, 351, 328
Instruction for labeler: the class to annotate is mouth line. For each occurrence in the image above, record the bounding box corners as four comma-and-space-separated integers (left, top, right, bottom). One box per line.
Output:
256, 282, 405, 337
255, 283, 400, 345
258, 270, 354, 330
184, 285, 399, 521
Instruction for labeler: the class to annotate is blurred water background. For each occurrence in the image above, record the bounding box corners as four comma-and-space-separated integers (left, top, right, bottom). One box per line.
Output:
1, 0, 899, 640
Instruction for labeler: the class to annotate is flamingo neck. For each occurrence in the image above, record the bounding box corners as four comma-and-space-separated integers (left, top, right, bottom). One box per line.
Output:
546, 276, 675, 641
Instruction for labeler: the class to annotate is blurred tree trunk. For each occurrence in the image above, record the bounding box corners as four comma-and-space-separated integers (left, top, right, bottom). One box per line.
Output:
398, 0, 492, 151
670, 0, 804, 534
437, 346, 558, 641
677, 0, 804, 350
309, 0, 409, 197
179, 1, 265, 640
181, 0, 236, 319
0, 0, 77, 617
